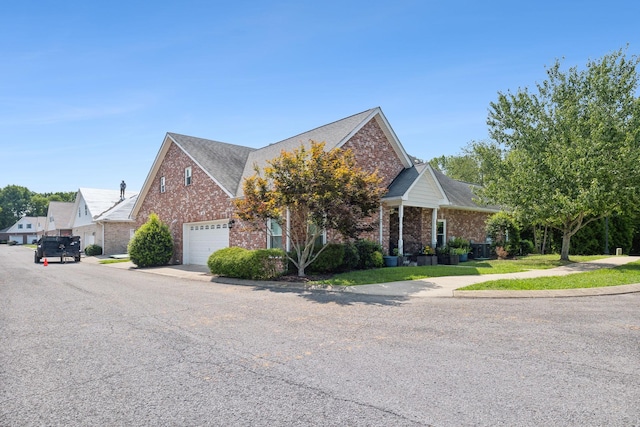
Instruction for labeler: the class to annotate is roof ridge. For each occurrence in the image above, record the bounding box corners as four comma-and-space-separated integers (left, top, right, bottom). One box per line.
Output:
265, 108, 378, 147
168, 132, 256, 151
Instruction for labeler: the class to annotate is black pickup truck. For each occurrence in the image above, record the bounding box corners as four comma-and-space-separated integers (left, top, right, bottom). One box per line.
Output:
34, 236, 82, 263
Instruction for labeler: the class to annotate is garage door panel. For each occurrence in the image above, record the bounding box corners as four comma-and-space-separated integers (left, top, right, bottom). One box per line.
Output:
185, 220, 229, 265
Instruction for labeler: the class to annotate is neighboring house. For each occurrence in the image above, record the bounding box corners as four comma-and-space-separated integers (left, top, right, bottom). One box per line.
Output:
133, 107, 500, 265
71, 188, 138, 254
94, 195, 138, 255
5, 216, 46, 244
43, 201, 75, 237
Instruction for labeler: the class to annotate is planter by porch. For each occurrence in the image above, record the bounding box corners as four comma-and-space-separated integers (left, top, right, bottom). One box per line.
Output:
383, 256, 398, 267
417, 255, 438, 266
438, 254, 459, 265
459, 253, 468, 262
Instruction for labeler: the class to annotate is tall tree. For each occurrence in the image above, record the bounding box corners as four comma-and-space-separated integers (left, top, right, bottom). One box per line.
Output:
0, 185, 33, 229
428, 140, 502, 185
235, 141, 384, 276
479, 48, 640, 260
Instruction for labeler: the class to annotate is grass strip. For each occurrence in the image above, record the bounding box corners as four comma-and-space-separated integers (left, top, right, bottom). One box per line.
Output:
316, 254, 609, 286
459, 261, 640, 290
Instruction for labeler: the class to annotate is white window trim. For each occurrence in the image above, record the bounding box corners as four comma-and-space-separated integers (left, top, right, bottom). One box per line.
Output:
160, 176, 166, 193
185, 167, 192, 186
267, 218, 283, 249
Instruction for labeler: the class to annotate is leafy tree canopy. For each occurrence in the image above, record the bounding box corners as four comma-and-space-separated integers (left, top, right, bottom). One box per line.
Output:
477, 47, 640, 260
0, 186, 76, 229
234, 141, 385, 276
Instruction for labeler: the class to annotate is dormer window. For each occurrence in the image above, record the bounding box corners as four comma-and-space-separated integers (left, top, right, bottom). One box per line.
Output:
185, 167, 192, 186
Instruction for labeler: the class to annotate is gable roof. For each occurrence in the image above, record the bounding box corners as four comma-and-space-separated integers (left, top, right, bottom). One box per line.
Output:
94, 194, 138, 222
385, 164, 499, 212
168, 133, 256, 196
74, 188, 138, 222
236, 107, 413, 196
431, 169, 499, 212
6, 216, 46, 233
47, 201, 75, 230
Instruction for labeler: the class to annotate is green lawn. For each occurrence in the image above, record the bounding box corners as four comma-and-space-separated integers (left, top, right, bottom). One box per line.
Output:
99, 258, 131, 264
316, 254, 609, 286
459, 261, 640, 290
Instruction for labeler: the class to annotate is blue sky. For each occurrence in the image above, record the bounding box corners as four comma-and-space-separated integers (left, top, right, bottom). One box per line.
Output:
2, 0, 639, 194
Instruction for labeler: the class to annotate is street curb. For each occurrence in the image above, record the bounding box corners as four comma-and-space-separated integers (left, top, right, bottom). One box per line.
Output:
453, 283, 640, 298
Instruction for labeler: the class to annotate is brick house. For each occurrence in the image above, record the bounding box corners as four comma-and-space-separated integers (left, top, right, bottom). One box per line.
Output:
132, 107, 499, 265
71, 188, 138, 255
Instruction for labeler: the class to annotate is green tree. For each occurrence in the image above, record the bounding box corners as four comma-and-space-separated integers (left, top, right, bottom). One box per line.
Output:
235, 141, 385, 277
479, 48, 640, 260
128, 213, 174, 267
0, 185, 33, 229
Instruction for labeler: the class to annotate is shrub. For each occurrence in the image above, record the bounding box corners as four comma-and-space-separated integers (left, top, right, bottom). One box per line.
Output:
341, 242, 360, 271
486, 212, 521, 257
84, 244, 103, 256
370, 250, 384, 268
208, 247, 286, 280
128, 213, 173, 268
519, 239, 535, 256
309, 243, 345, 273
355, 239, 384, 269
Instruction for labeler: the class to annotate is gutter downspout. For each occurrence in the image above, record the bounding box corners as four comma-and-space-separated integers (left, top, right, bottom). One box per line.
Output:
379, 204, 383, 248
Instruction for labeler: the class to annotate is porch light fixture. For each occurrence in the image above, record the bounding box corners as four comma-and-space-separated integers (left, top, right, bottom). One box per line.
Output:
228, 219, 236, 229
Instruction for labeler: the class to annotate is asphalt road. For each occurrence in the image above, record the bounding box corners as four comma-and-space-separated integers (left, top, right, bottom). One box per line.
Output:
1, 245, 639, 426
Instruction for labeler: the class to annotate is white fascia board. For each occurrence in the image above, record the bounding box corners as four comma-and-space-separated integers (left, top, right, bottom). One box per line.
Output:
132, 134, 173, 219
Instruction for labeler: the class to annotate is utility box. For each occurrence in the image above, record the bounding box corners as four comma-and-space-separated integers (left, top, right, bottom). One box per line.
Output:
616, 248, 623, 256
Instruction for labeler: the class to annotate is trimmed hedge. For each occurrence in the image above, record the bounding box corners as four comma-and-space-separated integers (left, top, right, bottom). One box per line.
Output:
208, 247, 286, 280
308, 243, 345, 273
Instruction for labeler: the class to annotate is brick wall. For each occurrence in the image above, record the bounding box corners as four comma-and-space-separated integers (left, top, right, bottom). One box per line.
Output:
135, 141, 237, 263
342, 118, 405, 188
438, 208, 490, 244
103, 222, 135, 255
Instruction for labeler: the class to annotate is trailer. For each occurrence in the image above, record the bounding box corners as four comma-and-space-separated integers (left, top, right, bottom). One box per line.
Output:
34, 236, 81, 263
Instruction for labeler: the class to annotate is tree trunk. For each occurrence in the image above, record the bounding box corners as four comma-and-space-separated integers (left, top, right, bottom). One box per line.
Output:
560, 231, 571, 261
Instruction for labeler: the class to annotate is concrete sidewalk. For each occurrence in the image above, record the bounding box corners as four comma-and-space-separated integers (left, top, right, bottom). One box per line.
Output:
87, 255, 640, 299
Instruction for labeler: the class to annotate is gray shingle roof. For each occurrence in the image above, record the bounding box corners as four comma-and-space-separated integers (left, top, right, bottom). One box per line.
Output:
237, 108, 377, 195
431, 169, 498, 211
168, 133, 256, 196
385, 164, 423, 199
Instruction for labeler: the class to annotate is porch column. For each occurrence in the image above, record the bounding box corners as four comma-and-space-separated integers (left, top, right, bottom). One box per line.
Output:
431, 207, 438, 248
398, 203, 404, 255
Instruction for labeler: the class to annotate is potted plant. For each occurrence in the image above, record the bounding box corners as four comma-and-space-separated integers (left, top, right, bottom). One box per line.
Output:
417, 245, 437, 266
437, 245, 459, 265
448, 237, 471, 262
383, 248, 399, 267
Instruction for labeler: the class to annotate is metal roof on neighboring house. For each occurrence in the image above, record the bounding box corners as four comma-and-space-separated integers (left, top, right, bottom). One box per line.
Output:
168, 133, 256, 197
78, 188, 138, 219
94, 194, 138, 222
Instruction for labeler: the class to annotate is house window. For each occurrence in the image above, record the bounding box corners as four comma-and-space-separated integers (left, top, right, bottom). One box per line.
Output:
18, 224, 23, 229
160, 176, 166, 193
268, 219, 283, 249
78, 207, 81, 218
185, 167, 192, 186
437, 220, 446, 248
84, 204, 88, 216
26, 224, 32, 229
50, 216, 54, 223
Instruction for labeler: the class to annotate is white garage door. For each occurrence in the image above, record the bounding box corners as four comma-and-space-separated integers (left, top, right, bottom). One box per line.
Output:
184, 220, 229, 265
